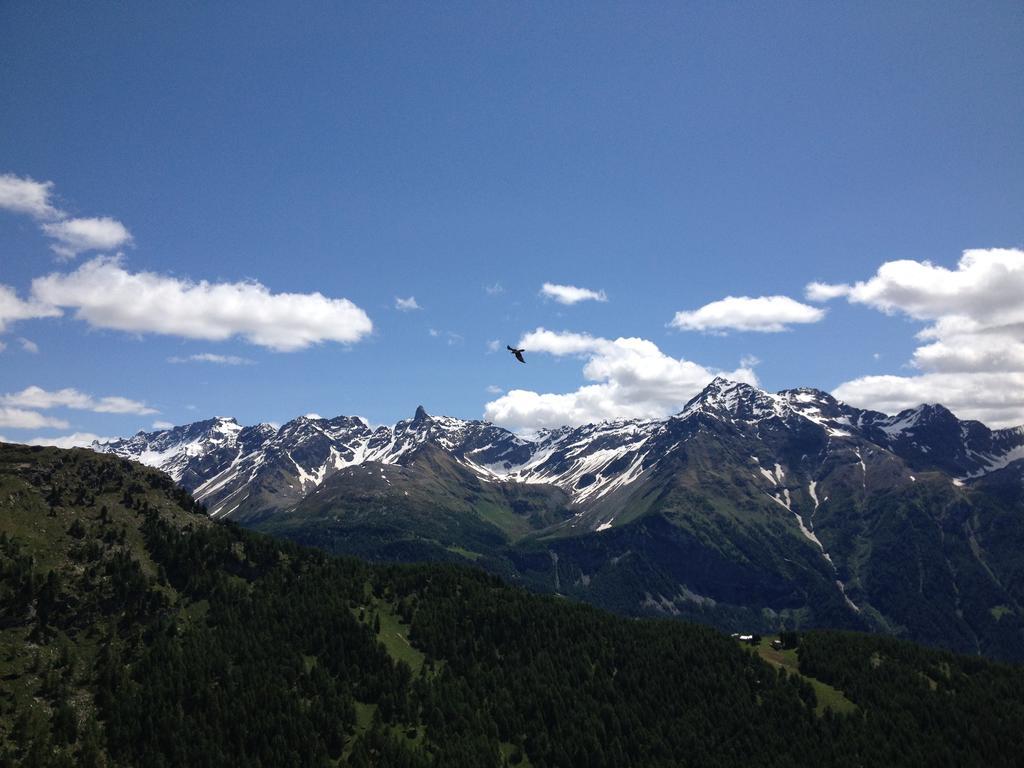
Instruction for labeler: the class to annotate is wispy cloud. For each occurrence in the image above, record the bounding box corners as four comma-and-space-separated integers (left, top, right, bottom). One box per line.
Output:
42, 217, 132, 260
670, 295, 824, 333
152, 420, 175, 430
0, 172, 132, 258
805, 282, 851, 302
0, 407, 69, 430
540, 282, 607, 305
0, 173, 61, 219
1, 385, 157, 415
740, 354, 761, 368
485, 282, 505, 296
0, 284, 61, 333
168, 353, 254, 365
426, 328, 461, 344
395, 296, 421, 311
18, 338, 39, 354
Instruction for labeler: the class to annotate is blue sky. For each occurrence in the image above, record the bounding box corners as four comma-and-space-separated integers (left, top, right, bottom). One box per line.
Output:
2, 1, 1023, 443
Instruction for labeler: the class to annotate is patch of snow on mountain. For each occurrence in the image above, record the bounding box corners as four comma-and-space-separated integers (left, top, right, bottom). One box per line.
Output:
582, 451, 650, 503
289, 453, 328, 490
193, 449, 249, 500
878, 408, 925, 436
855, 448, 867, 487
962, 444, 1024, 479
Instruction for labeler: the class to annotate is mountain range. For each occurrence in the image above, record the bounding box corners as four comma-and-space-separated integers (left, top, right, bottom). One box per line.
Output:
91, 378, 1024, 659
5, 441, 1023, 766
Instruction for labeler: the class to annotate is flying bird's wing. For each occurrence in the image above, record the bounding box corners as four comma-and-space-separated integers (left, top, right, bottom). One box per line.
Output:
514, 350, 525, 363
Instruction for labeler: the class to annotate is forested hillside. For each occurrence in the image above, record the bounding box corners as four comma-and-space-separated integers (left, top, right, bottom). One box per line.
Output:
2, 443, 1023, 767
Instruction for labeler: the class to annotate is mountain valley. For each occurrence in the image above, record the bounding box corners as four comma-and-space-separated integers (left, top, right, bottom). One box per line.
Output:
2, 442, 1023, 766
89, 379, 1024, 660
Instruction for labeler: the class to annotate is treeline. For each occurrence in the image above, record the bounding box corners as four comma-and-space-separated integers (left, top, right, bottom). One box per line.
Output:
2, 444, 1024, 767
797, 630, 1024, 766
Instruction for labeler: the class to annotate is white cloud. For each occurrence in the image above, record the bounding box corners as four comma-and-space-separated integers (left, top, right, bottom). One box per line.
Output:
152, 420, 175, 430
2, 387, 93, 410
1, 385, 157, 415
425, 328, 462, 345
22, 432, 116, 449
540, 282, 608, 305
31, 256, 373, 351
483, 327, 758, 430
805, 281, 851, 302
0, 173, 131, 260
92, 396, 159, 415
837, 249, 1024, 323
304, 413, 323, 420
167, 353, 254, 365
822, 248, 1024, 428
0, 407, 69, 429
395, 296, 421, 311
42, 217, 132, 259
670, 295, 825, 333
0, 341, 5, 352
18, 338, 39, 354
911, 334, 1024, 373
485, 282, 504, 296
834, 373, 1024, 429
0, 284, 61, 332
0, 173, 61, 219
486, 384, 504, 394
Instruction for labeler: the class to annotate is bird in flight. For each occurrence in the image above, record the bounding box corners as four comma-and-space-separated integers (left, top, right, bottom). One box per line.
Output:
507, 345, 526, 364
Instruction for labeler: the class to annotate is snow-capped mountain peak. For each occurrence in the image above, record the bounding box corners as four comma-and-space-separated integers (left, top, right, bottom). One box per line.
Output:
680, 377, 790, 423
90, 384, 1024, 519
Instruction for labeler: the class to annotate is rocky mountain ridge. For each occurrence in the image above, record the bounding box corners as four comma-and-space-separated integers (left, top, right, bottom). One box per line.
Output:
84, 378, 1024, 659
92, 377, 1024, 521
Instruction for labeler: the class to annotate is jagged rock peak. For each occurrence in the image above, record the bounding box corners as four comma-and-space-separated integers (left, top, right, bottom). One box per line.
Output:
778, 386, 839, 405
680, 377, 783, 421
879, 403, 957, 435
